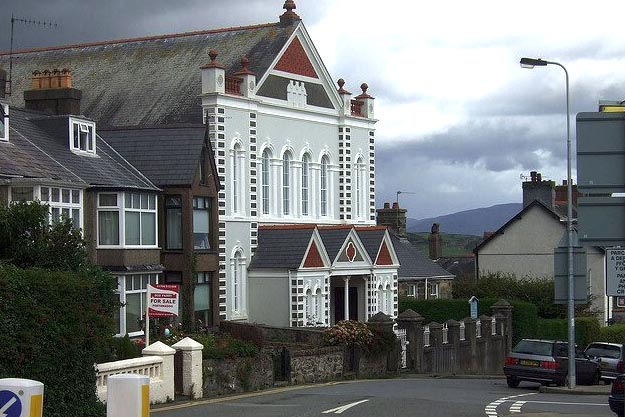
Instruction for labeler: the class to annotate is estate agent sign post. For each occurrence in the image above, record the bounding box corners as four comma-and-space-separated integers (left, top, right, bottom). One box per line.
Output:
145, 284, 179, 346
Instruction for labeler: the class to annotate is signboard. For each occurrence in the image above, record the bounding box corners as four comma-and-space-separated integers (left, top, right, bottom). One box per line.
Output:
606, 248, 625, 296
553, 246, 588, 304
0, 379, 44, 417
578, 197, 625, 247
0, 390, 21, 417
147, 284, 179, 317
469, 296, 479, 320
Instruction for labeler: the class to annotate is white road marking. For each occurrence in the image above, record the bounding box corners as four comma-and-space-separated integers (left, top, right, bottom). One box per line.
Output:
522, 400, 608, 407
0, 397, 17, 417
322, 399, 370, 414
484, 392, 537, 417
509, 400, 526, 413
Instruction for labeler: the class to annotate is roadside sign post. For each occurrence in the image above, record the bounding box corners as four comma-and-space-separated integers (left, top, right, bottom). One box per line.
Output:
0, 378, 44, 417
145, 284, 179, 347
469, 296, 479, 320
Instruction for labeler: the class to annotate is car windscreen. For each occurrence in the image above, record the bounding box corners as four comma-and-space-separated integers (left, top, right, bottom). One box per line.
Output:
512, 340, 553, 356
585, 344, 621, 359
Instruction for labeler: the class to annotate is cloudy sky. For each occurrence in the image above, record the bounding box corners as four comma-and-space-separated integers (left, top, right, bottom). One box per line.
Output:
3, 0, 625, 219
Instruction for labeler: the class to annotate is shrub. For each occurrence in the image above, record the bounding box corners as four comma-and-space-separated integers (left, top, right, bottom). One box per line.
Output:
575, 317, 601, 347
598, 324, 625, 343
324, 320, 373, 348
0, 265, 117, 417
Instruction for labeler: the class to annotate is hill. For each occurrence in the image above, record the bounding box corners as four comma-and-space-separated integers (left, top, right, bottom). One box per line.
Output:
407, 232, 483, 257
407, 203, 522, 237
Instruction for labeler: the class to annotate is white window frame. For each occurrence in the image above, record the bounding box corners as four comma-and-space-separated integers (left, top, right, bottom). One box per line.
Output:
69, 117, 96, 154
230, 142, 245, 216
116, 273, 159, 337
406, 284, 416, 298
429, 281, 440, 299
282, 151, 292, 216
9, 185, 83, 230
97, 191, 158, 248
230, 248, 247, 318
320, 155, 329, 217
355, 156, 363, 218
261, 149, 271, 215
0, 102, 8, 142
301, 154, 310, 216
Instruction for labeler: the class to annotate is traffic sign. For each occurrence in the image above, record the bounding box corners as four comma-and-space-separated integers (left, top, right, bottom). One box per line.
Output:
0, 390, 22, 417
578, 197, 625, 247
606, 248, 625, 296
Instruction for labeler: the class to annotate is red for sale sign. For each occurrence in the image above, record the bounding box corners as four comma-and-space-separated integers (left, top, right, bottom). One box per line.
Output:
147, 284, 180, 317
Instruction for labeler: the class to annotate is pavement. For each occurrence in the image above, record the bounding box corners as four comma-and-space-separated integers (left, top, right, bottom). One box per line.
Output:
539, 381, 612, 395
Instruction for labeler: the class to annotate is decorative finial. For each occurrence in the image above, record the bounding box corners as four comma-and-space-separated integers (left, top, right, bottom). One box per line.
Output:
201, 50, 225, 70
355, 82, 374, 99
280, 0, 301, 26
233, 56, 256, 76
337, 78, 351, 95
209, 50, 218, 63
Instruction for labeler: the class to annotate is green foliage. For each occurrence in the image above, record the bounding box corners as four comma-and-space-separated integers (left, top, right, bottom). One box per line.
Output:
575, 317, 601, 347
0, 202, 88, 271
103, 335, 143, 362
193, 333, 260, 359
598, 324, 625, 344
454, 272, 566, 318
535, 319, 567, 341
533, 317, 605, 347
324, 320, 374, 347
0, 265, 117, 417
398, 297, 538, 345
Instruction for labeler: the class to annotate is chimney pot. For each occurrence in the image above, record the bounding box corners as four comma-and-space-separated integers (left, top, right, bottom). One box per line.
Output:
384, 202, 390, 209
392, 202, 399, 209
537, 172, 542, 182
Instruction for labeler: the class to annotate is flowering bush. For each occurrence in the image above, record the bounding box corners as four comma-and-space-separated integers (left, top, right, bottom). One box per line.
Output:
324, 320, 374, 348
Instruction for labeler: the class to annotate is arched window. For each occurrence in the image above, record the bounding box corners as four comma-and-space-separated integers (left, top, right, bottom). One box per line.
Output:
261, 149, 271, 215
386, 284, 393, 315
233, 251, 241, 311
355, 156, 363, 218
283, 151, 292, 215
231, 249, 246, 315
315, 288, 323, 322
306, 288, 313, 324
320, 155, 329, 216
301, 154, 310, 216
232, 143, 240, 213
377, 284, 384, 314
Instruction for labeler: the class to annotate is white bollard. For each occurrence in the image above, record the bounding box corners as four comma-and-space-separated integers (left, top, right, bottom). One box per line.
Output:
107, 374, 150, 417
0, 378, 44, 417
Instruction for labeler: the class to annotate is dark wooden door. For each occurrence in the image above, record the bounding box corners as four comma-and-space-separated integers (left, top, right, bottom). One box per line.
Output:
334, 287, 358, 322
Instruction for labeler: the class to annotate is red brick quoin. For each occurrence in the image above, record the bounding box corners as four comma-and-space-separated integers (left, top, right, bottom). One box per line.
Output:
275, 37, 318, 79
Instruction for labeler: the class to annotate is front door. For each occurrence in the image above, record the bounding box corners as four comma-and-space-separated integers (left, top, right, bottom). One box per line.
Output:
333, 287, 358, 322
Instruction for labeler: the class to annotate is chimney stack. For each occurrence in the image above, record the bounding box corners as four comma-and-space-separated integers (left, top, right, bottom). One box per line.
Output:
24, 69, 82, 115
522, 171, 555, 209
429, 223, 442, 260
376, 201, 407, 237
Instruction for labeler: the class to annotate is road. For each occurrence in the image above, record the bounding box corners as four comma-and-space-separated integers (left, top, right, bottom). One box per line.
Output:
153, 377, 614, 417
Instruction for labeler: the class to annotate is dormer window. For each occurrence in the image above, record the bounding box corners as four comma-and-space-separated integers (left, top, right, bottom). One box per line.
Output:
0, 102, 8, 142
69, 118, 95, 154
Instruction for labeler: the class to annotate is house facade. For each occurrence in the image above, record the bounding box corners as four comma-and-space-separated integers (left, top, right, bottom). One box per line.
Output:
0, 70, 163, 337
1, 1, 397, 325
474, 173, 607, 323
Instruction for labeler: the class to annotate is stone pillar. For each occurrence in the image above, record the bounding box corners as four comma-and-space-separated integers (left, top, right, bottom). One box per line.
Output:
463, 318, 477, 374
172, 337, 204, 399
367, 312, 398, 373
396, 309, 424, 371
143, 341, 176, 402
479, 315, 493, 374
445, 319, 461, 375
491, 299, 514, 354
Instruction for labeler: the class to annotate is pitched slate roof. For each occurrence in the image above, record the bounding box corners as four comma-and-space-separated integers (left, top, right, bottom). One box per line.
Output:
1, 107, 158, 190
0, 22, 298, 128
317, 227, 352, 262
100, 125, 209, 187
355, 227, 387, 262
249, 225, 316, 269
390, 234, 455, 280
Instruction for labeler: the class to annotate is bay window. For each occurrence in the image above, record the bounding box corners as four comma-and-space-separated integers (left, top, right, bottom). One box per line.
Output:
116, 273, 159, 336
97, 191, 158, 247
9, 185, 82, 229
194, 272, 213, 326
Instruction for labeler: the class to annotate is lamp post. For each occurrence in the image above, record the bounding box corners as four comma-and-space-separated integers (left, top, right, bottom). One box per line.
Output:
520, 57, 575, 389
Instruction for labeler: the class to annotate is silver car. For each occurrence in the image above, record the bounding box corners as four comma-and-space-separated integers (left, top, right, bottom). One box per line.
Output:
585, 342, 625, 382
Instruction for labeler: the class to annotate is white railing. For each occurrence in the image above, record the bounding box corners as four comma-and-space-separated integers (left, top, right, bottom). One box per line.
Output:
96, 356, 164, 403
459, 321, 466, 341
476, 319, 482, 338
442, 323, 448, 344
395, 328, 408, 368
491, 317, 497, 336
424, 325, 430, 347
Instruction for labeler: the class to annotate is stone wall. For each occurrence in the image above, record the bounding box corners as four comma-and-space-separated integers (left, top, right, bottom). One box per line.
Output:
220, 320, 326, 346
202, 351, 274, 396
290, 346, 344, 384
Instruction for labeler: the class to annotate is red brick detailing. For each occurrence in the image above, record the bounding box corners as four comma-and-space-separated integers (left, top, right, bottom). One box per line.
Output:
376, 241, 394, 266
274, 37, 318, 79
303, 241, 324, 268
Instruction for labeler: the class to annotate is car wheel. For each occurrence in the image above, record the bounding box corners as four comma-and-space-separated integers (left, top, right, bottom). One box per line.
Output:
506, 377, 520, 388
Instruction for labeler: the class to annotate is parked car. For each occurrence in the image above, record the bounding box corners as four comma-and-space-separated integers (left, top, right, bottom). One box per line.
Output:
503, 339, 601, 388
584, 342, 625, 382
609, 374, 624, 415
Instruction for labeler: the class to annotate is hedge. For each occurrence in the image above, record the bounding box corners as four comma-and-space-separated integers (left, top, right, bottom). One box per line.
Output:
534, 317, 603, 348
0, 265, 117, 417
598, 324, 625, 344
398, 297, 538, 344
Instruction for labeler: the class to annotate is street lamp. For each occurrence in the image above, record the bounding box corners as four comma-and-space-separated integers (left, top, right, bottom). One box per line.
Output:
520, 57, 576, 389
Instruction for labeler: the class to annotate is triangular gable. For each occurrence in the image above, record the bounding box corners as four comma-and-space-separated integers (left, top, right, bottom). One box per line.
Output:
376, 241, 394, 266
303, 241, 324, 267
300, 227, 331, 269
332, 228, 372, 267
274, 37, 318, 79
